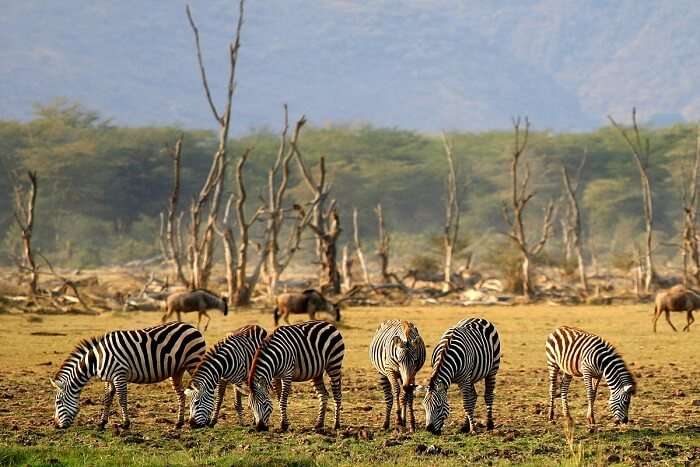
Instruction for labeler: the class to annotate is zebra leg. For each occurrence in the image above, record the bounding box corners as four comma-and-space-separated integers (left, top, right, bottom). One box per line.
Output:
312, 376, 329, 431
273, 378, 283, 402
484, 372, 497, 431
460, 383, 478, 433
560, 373, 573, 422
399, 384, 416, 432
211, 380, 228, 427
547, 364, 559, 422
378, 374, 393, 430
330, 371, 342, 430
98, 381, 116, 429
583, 373, 597, 429
388, 372, 403, 428
665, 311, 678, 332
278, 378, 292, 432
233, 386, 245, 425
171, 371, 186, 428
114, 375, 130, 429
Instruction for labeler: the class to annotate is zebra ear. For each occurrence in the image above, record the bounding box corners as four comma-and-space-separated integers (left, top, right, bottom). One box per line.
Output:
184, 387, 196, 398
623, 384, 634, 394
392, 335, 405, 348
235, 384, 250, 396
414, 384, 426, 396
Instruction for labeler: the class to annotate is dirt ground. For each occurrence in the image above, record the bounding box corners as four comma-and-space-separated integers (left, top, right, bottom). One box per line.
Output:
0, 304, 698, 466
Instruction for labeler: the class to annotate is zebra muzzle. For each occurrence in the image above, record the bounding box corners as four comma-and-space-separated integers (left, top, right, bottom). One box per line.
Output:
255, 421, 269, 432
189, 419, 206, 429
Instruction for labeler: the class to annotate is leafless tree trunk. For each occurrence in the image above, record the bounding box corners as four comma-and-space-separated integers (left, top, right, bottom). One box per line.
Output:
561, 158, 588, 292
352, 208, 371, 285
293, 149, 342, 294
159, 136, 188, 286
342, 244, 353, 291
264, 106, 315, 297
681, 126, 700, 286
375, 203, 392, 284
501, 118, 555, 298
183, 1, 244, 289
609, 108, 657, 292
441, 133, 461, 292
12, 171, 38, 295
232, 149, 267, 306
216, 195, 237, 302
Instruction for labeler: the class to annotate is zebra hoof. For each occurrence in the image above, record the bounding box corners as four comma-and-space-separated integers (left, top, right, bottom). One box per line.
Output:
486, 420, 494, 431
382, 421, 390, 430
280, 422, 289, 432
175, 420, 184, 429
459, 424, 472, 434
120, 421, 130, 430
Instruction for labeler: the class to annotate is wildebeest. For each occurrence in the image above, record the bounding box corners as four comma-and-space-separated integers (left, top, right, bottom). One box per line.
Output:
162, 289, 228, 331
653, 285, 698, 332
272, 289, 340, 327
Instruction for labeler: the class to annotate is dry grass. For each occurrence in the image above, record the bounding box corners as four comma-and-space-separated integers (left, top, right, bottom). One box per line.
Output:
0, 304, 698, 466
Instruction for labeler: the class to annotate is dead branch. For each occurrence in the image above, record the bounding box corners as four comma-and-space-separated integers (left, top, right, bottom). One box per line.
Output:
375, 203, 392, 284
352, 208, 371, 285
608, 108, 657, 291
441, 132, 460, 292
12, 170, 38, 295
562, 162, 588, 292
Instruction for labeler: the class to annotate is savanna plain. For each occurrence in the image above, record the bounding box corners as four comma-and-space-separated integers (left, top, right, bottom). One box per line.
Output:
0, 305, 698, 466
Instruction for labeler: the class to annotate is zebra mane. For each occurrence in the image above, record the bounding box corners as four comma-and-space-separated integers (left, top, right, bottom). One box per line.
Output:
429, 329, 455, 389
247, 332, 275, 388
55, 335, 102, 380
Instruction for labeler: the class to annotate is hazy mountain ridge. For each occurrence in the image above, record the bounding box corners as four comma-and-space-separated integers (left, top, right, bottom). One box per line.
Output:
1, 1, 697, 132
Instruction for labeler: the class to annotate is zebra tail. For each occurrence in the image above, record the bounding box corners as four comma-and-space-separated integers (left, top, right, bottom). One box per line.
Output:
273, 307, 280, 326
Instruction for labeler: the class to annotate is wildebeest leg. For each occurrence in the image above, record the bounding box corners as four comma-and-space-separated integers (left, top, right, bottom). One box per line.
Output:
283, 311, 291, 325
161, 308, 172, 323
652, 306, 662, 333
177, 311, 182, 322
665, 310, 678, 332
202, 311, 211, 331
171, 370, 186, 428
684, 311, 695, 331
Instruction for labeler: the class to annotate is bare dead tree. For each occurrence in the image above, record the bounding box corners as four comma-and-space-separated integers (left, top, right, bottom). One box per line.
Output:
352, 208, 371, 285
501, 118, 555, 298
215, 194, 237, 302
608, 108, 657, 292
342, 244, 353, 291
264, 106, 315, 296
681, 126, 700, 286
561, 155, 588, 292
375, 203, 392, 284
182, 1, 244, 289
293, 150, 342, 294
159, 136, 188, 286
441, 133, 460, 292
12, 170, 38, 295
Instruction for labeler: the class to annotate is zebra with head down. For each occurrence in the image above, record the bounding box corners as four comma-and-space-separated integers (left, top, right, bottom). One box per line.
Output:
422, 318, 501, 435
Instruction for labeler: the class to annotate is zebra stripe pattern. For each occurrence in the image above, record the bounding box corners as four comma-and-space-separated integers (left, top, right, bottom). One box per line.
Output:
247, 320, 345, 432
546, 326, 635, 427
369, 320, 426, 431
423, 318, 501, 434
186, 324, 268, 428
51, 322, 206, 429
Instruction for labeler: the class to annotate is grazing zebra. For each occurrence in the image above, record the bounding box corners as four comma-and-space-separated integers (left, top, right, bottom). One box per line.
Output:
423, 318, 501, 435
546, 326, 636, 428
247, 320, 345, 432
50, 322, 206, 429
369, 320, 426, 432
162, 289, 228, 331
272, 289, 340, 327
185, 324, 268, 428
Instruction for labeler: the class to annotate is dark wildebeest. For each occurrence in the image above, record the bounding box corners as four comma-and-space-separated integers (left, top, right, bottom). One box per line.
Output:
162, 289, 228, 331
653, 285, 699, 332
272, 289, 340, 327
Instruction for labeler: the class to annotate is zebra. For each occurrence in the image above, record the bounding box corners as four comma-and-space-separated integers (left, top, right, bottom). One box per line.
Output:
422, 318, 501, 435
185, 324, 268, 428
162, 289, 228, 331
50, 322, 206, 429
369, 320, 426, 432
546, 326, 636, 428
247, 320, 345, 432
